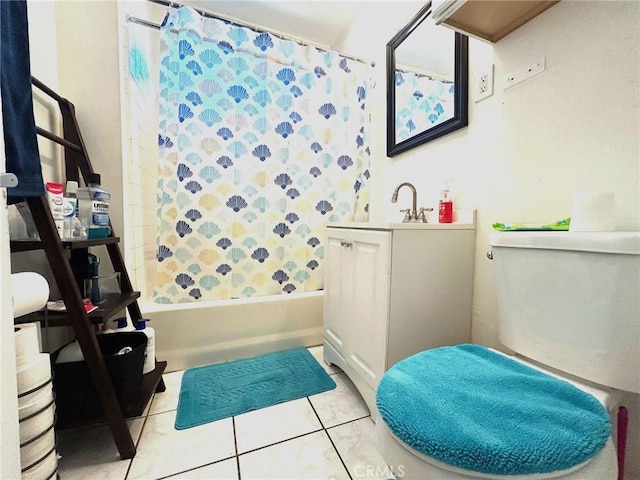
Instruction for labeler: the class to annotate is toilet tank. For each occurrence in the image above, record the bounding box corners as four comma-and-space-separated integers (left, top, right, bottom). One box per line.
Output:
489, 231, 640, 393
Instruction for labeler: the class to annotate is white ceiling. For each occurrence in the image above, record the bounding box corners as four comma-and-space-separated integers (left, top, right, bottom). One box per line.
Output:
183, 1, 425, 48
184, 1, 363, 47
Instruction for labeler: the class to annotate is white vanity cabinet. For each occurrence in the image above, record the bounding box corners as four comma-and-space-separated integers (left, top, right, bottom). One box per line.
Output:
323, 220, 476, 417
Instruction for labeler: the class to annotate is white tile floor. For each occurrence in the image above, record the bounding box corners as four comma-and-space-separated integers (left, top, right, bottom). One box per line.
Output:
56, 346, 393, 480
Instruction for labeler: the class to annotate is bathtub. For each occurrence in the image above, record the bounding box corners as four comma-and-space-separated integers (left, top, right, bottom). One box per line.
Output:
139, 291, 324, 372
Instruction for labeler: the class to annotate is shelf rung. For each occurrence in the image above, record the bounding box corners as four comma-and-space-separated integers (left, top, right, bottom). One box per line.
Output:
36, 126, 82, 152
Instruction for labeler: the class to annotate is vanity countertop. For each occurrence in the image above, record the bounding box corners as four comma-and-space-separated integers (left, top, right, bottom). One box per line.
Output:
329, 210, 476, 231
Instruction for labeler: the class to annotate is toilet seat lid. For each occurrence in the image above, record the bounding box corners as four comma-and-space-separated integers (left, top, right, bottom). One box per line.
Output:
375, 344, 611, 476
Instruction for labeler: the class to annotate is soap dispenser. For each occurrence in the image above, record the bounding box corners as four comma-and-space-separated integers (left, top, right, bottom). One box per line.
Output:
439, 182, 453, 223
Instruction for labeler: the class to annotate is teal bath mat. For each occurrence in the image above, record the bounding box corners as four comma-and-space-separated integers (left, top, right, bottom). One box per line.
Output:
175, 348, 336, 429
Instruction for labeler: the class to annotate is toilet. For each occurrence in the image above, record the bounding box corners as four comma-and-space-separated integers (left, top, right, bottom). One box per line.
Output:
375, 231, 640, 479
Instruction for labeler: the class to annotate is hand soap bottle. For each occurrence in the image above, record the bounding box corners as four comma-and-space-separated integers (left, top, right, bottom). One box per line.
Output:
438, 182, 453, 223
112, 317, 136, 332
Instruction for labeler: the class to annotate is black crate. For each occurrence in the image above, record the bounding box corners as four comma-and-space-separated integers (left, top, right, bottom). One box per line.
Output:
52, 332, 147, 424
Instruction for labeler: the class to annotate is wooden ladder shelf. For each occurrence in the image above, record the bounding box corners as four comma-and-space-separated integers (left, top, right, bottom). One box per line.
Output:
10, 77, 166, 459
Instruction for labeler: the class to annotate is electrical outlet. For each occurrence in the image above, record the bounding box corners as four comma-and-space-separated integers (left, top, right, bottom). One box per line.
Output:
479, 74, 488, 93
475, 64, 494, 103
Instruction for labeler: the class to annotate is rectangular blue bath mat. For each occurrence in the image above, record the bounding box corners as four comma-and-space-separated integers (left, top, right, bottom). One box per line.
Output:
175, 348, 336, 429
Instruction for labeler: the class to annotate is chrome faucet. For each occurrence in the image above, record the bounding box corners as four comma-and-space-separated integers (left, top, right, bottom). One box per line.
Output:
391, 182, 431, 222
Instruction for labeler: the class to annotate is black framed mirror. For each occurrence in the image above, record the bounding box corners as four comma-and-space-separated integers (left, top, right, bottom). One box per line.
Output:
387, 2, 468, 157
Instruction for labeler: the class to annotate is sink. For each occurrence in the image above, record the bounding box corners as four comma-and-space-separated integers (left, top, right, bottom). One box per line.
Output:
329, 210, 476, 230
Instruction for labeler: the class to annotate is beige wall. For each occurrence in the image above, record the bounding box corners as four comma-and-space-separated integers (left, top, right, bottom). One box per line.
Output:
337, 0, 640, 349
28, 0, 62, 183
26, 0, 131, 285
20, 0, 123, 307
54, 1, 124, 239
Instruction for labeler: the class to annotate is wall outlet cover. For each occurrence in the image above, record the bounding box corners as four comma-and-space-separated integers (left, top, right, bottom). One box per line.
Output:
475, 64, 494, 103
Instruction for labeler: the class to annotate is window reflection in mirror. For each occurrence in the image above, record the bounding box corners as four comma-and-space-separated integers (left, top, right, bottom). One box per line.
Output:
387, 2, 468, 157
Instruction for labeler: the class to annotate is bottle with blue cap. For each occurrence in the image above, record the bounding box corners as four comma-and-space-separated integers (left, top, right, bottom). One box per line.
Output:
135, 318, 155, 374
112, 316, 135, 332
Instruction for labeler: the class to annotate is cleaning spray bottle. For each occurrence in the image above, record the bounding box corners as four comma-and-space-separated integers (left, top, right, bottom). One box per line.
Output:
134, 318, 155, 374
438, 181, 453, 223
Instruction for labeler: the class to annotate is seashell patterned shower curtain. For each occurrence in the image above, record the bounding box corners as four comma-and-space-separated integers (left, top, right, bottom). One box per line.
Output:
153, 6, 372, 303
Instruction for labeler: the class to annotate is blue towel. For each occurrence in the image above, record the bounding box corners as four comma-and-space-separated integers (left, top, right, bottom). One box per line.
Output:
376, 344, 610, 475
1, 0, 45, 203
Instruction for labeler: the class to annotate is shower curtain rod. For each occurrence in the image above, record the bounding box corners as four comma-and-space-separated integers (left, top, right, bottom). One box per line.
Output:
126, 15, 161, 30
129, 0, 374, 67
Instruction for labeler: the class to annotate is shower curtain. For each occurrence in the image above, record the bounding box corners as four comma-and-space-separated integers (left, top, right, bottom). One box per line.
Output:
154, 6, 372, 303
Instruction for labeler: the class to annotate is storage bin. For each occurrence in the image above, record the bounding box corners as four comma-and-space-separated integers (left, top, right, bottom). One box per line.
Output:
52, 332, 147, 424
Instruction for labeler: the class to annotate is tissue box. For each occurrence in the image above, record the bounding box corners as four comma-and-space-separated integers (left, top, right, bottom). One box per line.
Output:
52, 332, 147, 424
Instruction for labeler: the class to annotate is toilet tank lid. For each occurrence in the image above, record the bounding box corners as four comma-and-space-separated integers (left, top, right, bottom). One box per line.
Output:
489, 231, 640, 254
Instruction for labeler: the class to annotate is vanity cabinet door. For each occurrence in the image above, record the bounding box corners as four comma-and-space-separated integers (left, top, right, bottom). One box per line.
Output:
323, 229, 351, 353
323, 228, 391, 390
346, 229, 392, 390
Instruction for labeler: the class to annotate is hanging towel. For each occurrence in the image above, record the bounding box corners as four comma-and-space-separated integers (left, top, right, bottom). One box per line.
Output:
1, 0, 45, 203
376, 344, 611, 476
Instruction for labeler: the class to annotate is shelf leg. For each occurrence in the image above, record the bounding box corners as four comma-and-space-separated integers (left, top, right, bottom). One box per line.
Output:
156, 374, 166, 393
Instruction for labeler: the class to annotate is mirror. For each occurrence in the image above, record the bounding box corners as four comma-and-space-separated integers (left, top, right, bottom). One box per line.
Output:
387, 2, 468, 157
